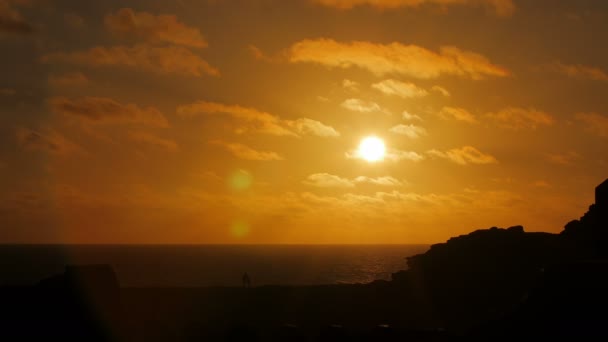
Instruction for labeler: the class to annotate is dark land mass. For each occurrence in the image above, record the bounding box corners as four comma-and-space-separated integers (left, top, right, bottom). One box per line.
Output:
1, 179, 607, 341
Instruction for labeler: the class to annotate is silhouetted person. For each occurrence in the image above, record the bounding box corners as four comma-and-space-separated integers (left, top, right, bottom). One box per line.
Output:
242, 272, 251, 288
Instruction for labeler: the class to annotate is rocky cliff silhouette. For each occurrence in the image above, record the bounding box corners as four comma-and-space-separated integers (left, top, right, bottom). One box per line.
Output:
390, 178, 608, 335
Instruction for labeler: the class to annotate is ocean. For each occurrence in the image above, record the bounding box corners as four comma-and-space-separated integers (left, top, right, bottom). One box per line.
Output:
0, 244, 429, 287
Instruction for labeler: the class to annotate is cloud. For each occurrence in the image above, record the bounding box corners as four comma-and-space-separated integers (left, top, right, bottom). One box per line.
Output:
48, 72, 89, 87
104, 8, 207, 48
575, 112, 608, 137
211, 141, 283, 161
0, 0, 33, 34
42, 44, 219, 77
347, 148, 424, 162
286, 118, 340, 137
128, 131, 179, 152
342, 79, 359, 91
286, 38, 510, 80
16, 127, 83, 156
486, 107, 554, 129
402, 110, 423, 121
532, 180, 551, 188
438, 106, 478, 124
341, 98, 384, 113
372, 79, 428, 98
304, 173, 355, 188
354, 176, 404, 186
427, 146, 497, 165
178, 101, 294, 136
310, 0, 516, 17
386, 149, 425, 162
177, 101, 339, 137
542, 62, 608, 82
304, 173, 404, 188
545, 151, 581, 165
431, 85, 450, 97
389, 124, 427, 139
49, 96, 169, 127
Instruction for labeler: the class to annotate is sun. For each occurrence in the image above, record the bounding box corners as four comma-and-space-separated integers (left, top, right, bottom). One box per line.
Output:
358, 136, 386, 162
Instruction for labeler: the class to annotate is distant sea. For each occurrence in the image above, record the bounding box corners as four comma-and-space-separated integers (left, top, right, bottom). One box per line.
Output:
0, 245, 428, 287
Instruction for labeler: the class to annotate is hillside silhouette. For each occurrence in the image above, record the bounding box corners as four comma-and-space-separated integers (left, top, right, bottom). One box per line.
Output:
0, 179, 607, 340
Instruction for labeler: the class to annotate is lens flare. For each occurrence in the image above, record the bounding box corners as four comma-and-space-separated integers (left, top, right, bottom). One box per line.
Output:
230, 220, 250, 238
228, 169, 252, 191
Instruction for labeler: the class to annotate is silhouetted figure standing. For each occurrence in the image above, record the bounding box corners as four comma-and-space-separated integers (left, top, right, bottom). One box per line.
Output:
242, 272, 251, 288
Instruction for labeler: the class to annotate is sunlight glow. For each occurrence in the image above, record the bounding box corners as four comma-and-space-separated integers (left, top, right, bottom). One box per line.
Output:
358, 136, 386, 162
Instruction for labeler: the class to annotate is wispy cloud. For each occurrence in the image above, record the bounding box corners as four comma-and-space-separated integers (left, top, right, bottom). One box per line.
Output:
286, 38, 510, 80
427, 146, 497, 165
0, 0, 34, 34
438, 106, 478, 124
372, 79, 428, 98
575, 112, 608, 137
129, 131, 179, 152
16, 127, 83, 156
431, 85, 450, 97
389, 124, 427, 139
304, 173, 404, 188
177, 101, 339, 137
48, 72, 89, 87
211, 141, 283, 161
105, 8, 207, 48
541, 61, 608, 81
486, 107, 554, 129
303, 173, 355, 188
49, 96, 169, 127
310, 0, 516, 17
341, 98, 385, 113
42, 44, 219, 77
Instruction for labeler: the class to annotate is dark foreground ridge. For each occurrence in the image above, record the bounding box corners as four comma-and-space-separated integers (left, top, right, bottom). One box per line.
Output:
1, 179, 607, 341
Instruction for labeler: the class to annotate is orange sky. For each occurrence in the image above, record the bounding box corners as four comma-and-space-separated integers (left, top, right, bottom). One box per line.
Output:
0, 0, 607, 244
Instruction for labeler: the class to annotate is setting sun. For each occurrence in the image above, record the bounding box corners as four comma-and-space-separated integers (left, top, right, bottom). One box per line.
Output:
358, 136, 386, 162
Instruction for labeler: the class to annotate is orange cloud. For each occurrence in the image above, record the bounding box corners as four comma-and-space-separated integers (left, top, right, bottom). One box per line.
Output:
286, 118, 340, 137
311, 0, 516, 17
346, 148, 425, 162
372, 79, 428, 98
48, 72, 89, 87
211, 141, 283, 161
486, 107, 554, 129
389, 124, 428, 139
354, 176, 404, 186
177, 101, 339, 137
105, 8, 207, 48
543, 62, 608, 82
286, 38, 510, 79
304, 173, 355, 188
545, 151, 581, 165
575, 112, 608, 137
431, 85, 451, 97
42, 44, 219, 77
128, 131, 179, 152
439, 106, 478, 124
341, 98, 384, 113
304, 173, 404, 188
49, 96, 169, 127
427, 146, 497, 165
16, 127, 83, 156
402, 110, 423, 121
0, 0, 33, 34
